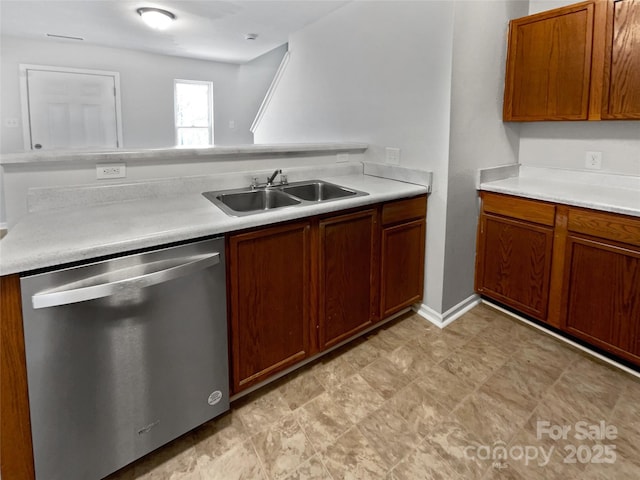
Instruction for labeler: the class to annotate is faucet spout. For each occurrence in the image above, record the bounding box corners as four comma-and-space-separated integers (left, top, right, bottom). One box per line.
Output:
266, 169, 282, 186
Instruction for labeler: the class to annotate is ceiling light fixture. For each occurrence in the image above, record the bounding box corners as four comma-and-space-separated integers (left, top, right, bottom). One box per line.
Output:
136, 7, 176, 30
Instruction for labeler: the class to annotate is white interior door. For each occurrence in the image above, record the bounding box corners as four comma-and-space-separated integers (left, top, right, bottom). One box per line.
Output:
25, 68, 120, 150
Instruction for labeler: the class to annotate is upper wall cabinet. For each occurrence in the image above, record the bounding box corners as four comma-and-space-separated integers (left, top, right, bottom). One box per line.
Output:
602, 0, 640, 118
503, 0, 640, 121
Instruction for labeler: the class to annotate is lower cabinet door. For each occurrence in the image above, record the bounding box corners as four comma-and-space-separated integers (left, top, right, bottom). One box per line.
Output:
228, 221, 311, 393
563, 235, 640, 364
380, 219, 425, 317
476, 213, 554, 320
319, 209, 378, 349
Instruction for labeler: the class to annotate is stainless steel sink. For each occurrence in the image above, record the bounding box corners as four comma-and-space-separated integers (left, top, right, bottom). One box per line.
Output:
281, 181, 357, 202
203, 189, 301, 216
203, 179, 368, 217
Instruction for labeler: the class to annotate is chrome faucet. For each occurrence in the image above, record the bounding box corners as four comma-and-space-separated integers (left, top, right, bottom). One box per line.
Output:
266, 169, 282, 186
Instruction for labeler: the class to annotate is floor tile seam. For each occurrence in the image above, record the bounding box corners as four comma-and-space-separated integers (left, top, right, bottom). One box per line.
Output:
286, 414, 334, 478
246, 431, 277, 480
511, 336, 573, 418
294, 403, 355, 458
352, 421, 404, 473
279, 381, 328, 413
479, 368, 554, 416
311, 453, 337, 480
309, 356, 365, 392
547, 359, 621, 422
237, 391, 292, 434
396, 376, 451, 415
503, 425, 591, 478
606, 386, 631, 425
383, 441, 426, 477
414, 431, 481, 480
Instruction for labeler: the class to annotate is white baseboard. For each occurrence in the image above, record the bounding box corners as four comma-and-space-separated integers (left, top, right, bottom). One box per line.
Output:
483, 299, 640, 379
414, 294, 481, 329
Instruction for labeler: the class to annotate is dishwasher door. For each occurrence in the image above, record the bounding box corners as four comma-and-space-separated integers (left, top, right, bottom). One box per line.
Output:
20, 238, 229, 480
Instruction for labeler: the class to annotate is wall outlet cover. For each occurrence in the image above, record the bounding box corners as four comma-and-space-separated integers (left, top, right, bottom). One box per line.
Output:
96, 163, 126, 179
585, 151, 602, 170
385, 147, 401, 165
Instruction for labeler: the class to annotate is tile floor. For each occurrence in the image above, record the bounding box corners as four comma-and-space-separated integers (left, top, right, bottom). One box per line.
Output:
107, 304, 640, 480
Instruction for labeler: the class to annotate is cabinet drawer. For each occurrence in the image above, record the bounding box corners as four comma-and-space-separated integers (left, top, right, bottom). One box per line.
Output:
381, 196, 427, 226
568, 208, 640, 247
481, 192, 555, 226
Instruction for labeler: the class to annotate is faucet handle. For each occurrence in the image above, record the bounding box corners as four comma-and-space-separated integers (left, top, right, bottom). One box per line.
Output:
251, 177, 259, 189
280, 174, 288, 185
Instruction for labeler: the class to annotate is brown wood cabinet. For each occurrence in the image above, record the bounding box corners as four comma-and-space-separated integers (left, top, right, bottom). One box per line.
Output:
1, 275, 36, 480
227, 221, 311, 393
318, 209, 378, 349
561, 207, 640, 364
504, 0, 640, 121
0, 194, 428, 478
228, 195, 428, 393
602, 0, 640, 118
475, 193, 555, 320
476, 191, 640, 367
380, 197, 427, 318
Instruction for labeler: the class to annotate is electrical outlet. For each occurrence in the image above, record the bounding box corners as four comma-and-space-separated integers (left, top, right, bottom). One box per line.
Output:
585, 151, 602, 170
385, 147, 401, 165
96, 163, 126, 179
336, 153, 349, 163
4, 118, 19, 128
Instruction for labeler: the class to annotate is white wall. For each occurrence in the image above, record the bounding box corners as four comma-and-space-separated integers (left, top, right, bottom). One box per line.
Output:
442, 0, 528, 312
254, 0, 456, 313
0, 37, 286, 226
0, 36, 242, 151
520, 0, 640, 176
0, 36, 286, 152
2, 152, 360, 227
237, 44, 289, 143
519, 121, 640, 175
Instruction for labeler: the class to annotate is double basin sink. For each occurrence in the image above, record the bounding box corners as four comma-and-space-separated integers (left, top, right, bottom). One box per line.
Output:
203, 180, 368, 216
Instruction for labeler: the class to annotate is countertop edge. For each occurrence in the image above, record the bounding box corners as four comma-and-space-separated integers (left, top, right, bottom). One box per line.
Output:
479, 183, 640, 218
0, 143, 369, 166
0, 177, 428, 276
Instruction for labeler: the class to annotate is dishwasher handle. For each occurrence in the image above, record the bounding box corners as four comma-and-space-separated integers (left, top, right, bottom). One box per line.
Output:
32, 252, 220, 309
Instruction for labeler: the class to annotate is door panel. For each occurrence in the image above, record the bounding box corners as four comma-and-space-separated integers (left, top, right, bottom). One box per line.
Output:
319, 209, 378, 349
563, 235, 640, 361
26, 69, 119, 150
381, 219, 425, 317
228, 222, 311, 393
477, 213, 554, 320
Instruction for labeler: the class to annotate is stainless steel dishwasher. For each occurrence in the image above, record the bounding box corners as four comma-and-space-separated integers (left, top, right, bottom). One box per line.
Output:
20, 238, 229, 480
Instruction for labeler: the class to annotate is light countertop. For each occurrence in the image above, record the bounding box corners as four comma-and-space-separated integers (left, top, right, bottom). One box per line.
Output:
0, 173, 427, 276
478, 166, 640, 218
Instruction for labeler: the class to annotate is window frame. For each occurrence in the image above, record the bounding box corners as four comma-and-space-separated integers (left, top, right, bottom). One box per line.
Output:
173, 79, 214, 147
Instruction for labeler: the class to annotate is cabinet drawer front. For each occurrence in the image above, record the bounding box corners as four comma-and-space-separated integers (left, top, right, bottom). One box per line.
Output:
381, 195, 427, 226
481, 192, 556, 226
568, 208, 640, 247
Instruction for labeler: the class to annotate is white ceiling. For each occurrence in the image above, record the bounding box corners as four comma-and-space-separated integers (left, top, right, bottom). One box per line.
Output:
0, 0, 350, 64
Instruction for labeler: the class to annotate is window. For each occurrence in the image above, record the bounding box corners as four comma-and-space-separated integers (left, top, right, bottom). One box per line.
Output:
174, 79, 213, 146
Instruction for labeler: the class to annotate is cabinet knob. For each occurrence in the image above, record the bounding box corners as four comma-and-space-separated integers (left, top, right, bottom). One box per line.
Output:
34, 143, 42, 149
